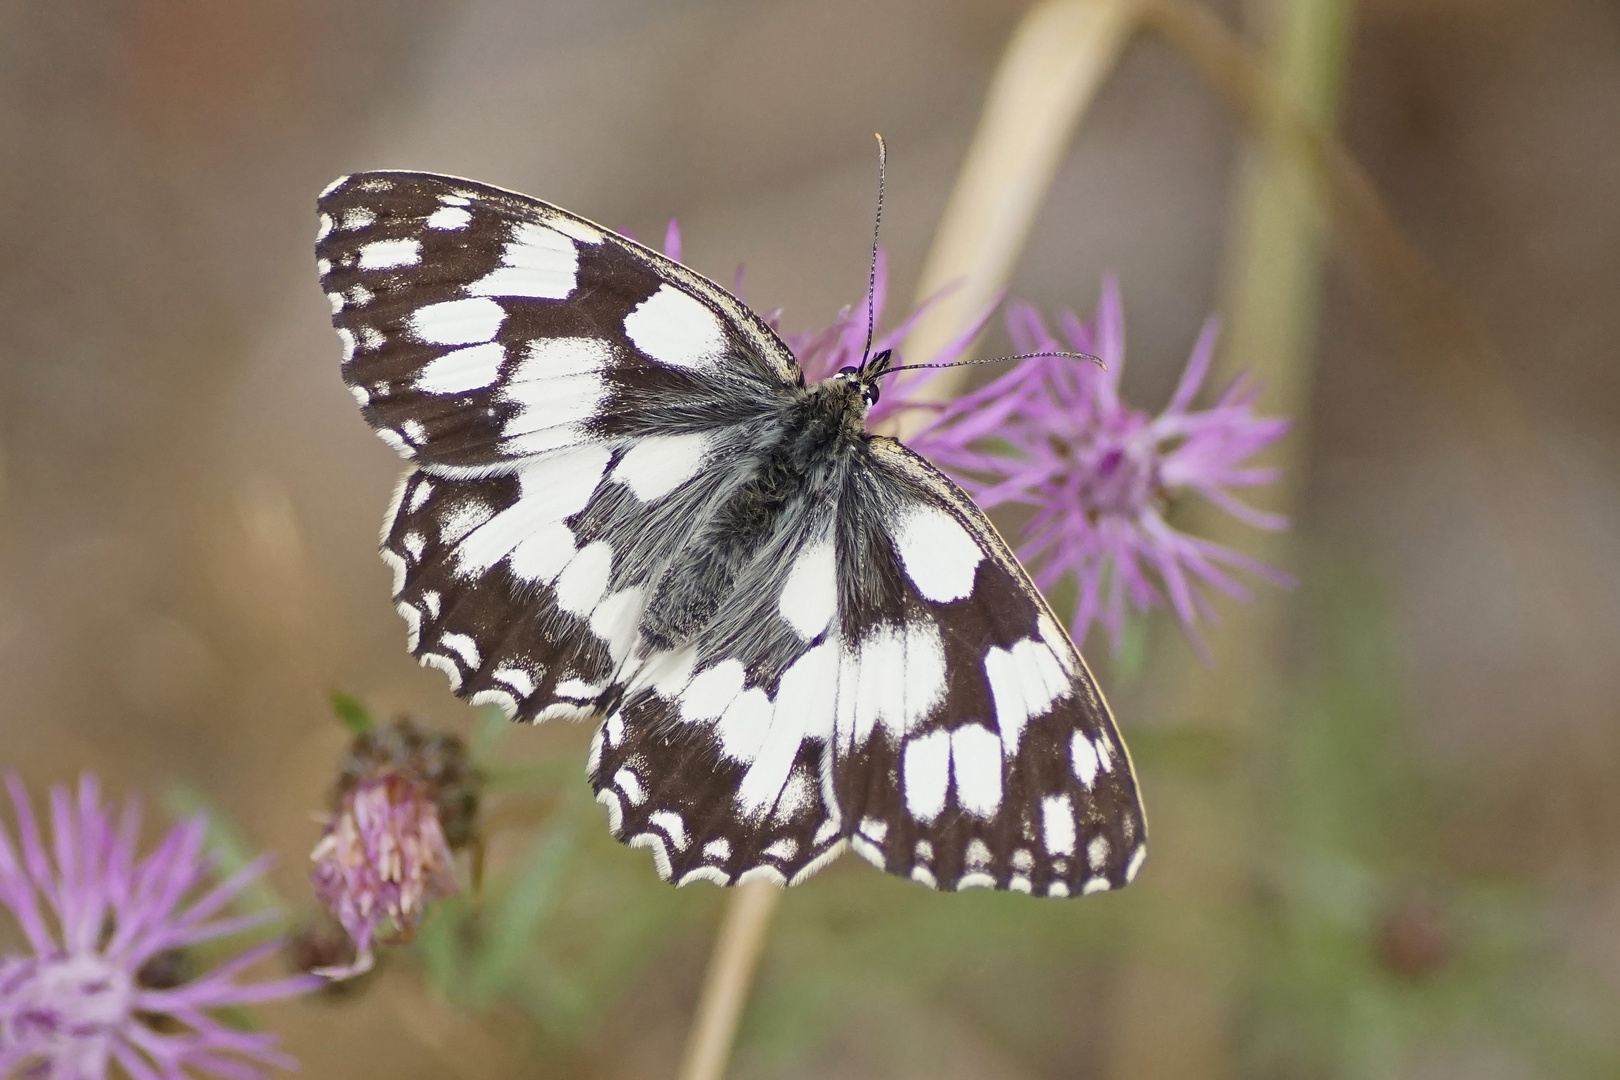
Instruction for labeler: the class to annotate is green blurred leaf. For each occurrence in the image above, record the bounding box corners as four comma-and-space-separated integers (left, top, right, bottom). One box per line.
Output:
329, 688, 375, 736
467, 800, 581, 1006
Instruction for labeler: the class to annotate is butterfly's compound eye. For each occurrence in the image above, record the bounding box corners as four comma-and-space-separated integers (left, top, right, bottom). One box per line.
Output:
863, 382, 881, 406
836, 366, 860, 379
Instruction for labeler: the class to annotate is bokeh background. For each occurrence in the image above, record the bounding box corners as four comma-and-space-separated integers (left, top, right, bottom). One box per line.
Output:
3, 0, 1619, 1077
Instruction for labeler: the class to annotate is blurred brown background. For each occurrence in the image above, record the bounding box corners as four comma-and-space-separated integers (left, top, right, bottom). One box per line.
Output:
2, 0, 1618, 1077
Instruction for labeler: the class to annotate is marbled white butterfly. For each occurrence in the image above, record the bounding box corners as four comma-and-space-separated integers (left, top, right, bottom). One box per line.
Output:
316, 170, 1146, 896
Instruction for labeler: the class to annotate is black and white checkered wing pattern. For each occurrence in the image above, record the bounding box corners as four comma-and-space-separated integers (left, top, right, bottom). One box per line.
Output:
832, 441, 1147, 896
587, 492, 851, 886
587, 438, 1145, 894
317, 171, 800, 720
317, 171, 798, 471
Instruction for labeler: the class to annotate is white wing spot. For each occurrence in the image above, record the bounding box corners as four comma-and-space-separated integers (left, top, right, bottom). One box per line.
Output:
613, 768, 646, 806
459, 444, 610, 582
426, 205, 472, 230
589, 587, 645, 663
623, 284, 725, 369
1086, 834, 1111, 870
420, 653, 461, 692
649, 810, 689, 850
1048, 881, 1071, 898
1126, 845, 1146, 882
500, 338, 611, 455
902, 730, 951, 823
555, 677, 605, 700
492, 665, 535, 697
545, 215, 603, 244
1094, 735, 1115, 773
1082, 877, 1111, 895
764, 838, 798, 861
358, 237, 421, 270
468, 222, 578, 299
890, 503, 982, 603
681, 660, 746, 723
778, 536, 837, 640
613, 432, 710, 502
437, 632, 480, 669
703, 838, 731, 862
555, 541, 613, 616
984, 638, 1069, 757
410, 297, 506, 346
437, 498, 495, 544
1042, 794, 1076, 856
416, 342, 506, 395
1070, 731, 1100, 788
336, 327, 355, 362
315, 213, 334, 241
949, 724, 1003, 818
858, 818, 888, 844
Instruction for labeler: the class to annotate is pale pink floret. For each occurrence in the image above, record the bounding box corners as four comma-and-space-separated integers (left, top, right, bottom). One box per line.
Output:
308, 775, 457, 979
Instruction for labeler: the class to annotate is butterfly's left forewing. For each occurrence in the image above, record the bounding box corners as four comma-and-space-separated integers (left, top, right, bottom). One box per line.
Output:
319, 171, 803, 721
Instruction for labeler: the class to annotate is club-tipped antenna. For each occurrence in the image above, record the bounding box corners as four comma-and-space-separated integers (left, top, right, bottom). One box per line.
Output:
861, 133, 886, 371
877, 349, 1105, 379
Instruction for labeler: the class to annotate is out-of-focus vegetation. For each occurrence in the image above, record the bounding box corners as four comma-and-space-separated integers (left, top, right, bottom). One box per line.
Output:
188, 553, 1615, 1077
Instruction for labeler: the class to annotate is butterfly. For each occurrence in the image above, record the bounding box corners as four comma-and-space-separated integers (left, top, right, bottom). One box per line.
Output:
315, 170, 1146, 896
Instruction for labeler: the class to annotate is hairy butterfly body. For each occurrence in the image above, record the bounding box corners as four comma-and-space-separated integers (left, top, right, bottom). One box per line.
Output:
317, 170, 1146, 895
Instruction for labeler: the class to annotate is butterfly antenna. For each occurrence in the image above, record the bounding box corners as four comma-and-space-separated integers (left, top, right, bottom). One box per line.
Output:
860, 133, 886, 372
878, 349, 1104, 378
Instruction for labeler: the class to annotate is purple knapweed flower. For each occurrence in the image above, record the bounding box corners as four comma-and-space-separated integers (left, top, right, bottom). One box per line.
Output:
910, 276, 1291, 653
309, 719, 477, 979
0, 773, 316, 1080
